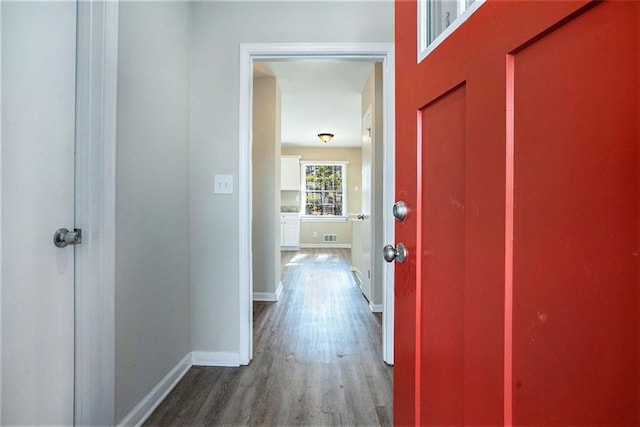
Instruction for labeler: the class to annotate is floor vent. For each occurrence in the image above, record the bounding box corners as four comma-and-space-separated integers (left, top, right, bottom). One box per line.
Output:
323, 234, 338, 243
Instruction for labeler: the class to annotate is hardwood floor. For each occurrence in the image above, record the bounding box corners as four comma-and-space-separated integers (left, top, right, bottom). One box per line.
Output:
145, 248, 392, 426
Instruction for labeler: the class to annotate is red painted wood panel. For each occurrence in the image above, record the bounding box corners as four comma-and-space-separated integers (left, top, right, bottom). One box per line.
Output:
512, 3, 639, 424
462, 59, 508, 425
419, 85, 466, 425
394, 2, 420, 425
394, 1, 639, 425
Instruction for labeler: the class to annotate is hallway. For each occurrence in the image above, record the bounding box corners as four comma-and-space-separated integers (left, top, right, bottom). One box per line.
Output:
145, 248, 392, 425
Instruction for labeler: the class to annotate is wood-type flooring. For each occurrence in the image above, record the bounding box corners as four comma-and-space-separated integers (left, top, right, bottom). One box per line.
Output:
145, 248, 392, 426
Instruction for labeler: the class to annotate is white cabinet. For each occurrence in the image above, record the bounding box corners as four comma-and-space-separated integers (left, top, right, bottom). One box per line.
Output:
280, 213, 300, 250
281, 156, 301, 191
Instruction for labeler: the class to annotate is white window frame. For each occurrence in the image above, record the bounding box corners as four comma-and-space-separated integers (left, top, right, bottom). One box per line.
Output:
300, 161, 349, 223
417, 0, 486, 63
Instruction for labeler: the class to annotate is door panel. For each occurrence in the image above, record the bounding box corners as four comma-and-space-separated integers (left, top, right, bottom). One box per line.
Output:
512, 4, 639, 424
419, 85, 466, 425
2, 2, 76, 424
395, 1, 639, 425
360, 107, 373, 301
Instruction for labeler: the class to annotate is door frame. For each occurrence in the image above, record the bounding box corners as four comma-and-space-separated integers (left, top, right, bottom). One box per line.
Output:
73, 1, 118, 424
0, 1, 4, 416
359, 104, 374, 303
238, 43, 396, 365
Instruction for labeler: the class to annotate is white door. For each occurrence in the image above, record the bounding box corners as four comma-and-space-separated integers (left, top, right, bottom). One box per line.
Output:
2, 2, 77, 424
359, 107, 373, 302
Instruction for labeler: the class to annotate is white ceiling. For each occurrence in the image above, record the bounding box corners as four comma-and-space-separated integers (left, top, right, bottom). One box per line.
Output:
254, 60, 375, 148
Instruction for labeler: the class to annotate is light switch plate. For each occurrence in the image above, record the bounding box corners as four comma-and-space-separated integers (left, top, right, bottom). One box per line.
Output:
214, 174, 233, 194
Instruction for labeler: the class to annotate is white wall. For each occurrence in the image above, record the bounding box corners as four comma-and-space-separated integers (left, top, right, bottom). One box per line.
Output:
190, 1, 394, 355
115, 2, 191, 421
252, 76, 281, 295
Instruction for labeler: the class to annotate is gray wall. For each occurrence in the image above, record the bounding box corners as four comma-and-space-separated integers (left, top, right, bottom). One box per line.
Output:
190, 1, 394, 354
252, 76, 281, 295
115, 2, 192, 421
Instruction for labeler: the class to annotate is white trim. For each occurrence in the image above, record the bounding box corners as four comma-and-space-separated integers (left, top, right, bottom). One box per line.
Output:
417, 0, 428, 62
192, 351, 241, 367
0, 2, 4, 421
380, 43, 396, 365
239, 44, 253, 366
351, 267, 363, 286
300, 161, 349, 219
281, 246, 300, 251
300, 243, 352, 249
369, 304, 383, 313
74, 1, 118, 424
417, 0, 486, 63
253, 281, 283, 302
116, 353, 192, 427
240, 42, 396, 367
300, 216, 348, 223
300, 160, 350, 166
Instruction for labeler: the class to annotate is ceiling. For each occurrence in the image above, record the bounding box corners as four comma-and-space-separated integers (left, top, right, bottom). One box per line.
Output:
254, 60, 376, 148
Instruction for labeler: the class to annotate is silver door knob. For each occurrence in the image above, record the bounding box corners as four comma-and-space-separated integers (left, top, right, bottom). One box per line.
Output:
383, 243, 407, 263
53, 228, 82, 248
392, 201, 408, 221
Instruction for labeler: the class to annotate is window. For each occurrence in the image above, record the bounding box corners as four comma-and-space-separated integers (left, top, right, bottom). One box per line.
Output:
417, 0, 486, 62
301, 162, 348, 218
427, 0, 476, 44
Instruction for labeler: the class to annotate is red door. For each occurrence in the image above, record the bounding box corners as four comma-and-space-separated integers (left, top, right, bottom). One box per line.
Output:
394, 1, 639, 425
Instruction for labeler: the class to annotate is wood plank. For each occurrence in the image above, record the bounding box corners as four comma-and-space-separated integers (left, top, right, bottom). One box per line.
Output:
145, 248, 392, 425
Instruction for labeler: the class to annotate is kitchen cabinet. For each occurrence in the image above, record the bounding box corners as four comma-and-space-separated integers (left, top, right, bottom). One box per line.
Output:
280, 213, 300, 250
281, 155, 301, 191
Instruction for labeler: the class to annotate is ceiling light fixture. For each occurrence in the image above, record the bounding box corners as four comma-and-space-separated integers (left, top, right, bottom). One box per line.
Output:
317, 133, 334, 143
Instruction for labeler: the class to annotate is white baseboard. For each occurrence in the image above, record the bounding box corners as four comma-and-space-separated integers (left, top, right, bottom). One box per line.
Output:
253, 281, 283, 302
300, 243, 351, 249
117, 352, 192, 427
351, 266, 363, 284
192, 351, 240, 367
370, 303, 383, 313
117, 350, 243, 426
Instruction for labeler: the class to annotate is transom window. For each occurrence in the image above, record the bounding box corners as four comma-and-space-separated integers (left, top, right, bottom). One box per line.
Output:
301, 162, 348, 217
417, 0, 486, 62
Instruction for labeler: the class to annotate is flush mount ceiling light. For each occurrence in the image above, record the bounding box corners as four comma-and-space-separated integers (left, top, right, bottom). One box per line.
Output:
317, 133, 334, 143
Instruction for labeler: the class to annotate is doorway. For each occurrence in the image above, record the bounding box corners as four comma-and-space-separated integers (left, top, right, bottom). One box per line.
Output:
251, 58, 382, 352
239, 43, 395, 366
